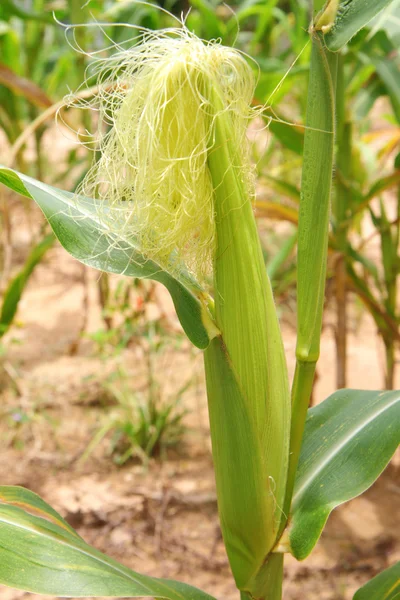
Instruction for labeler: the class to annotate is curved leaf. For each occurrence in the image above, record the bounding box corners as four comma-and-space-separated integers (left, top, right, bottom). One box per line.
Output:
324, 0, 395, 51
0, 486, 80, 538
0, 486, 217, 600
1, 0, 53, 22
289, 389, 400, 560
0, 167, 217, 350
353, 562, 400, 600
267, 118, 304, 156
371, 54, 400, 123
0, 234, 55, 337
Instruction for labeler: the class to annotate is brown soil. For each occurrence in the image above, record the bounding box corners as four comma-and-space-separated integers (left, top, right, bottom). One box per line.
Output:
0, 204, 399, 600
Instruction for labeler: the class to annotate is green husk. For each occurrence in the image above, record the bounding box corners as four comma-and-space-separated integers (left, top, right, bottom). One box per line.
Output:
204, 83, 290, 593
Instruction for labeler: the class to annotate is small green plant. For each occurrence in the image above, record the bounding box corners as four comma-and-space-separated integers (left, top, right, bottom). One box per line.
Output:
81, 351, 189, 465
0, 2, 399, 600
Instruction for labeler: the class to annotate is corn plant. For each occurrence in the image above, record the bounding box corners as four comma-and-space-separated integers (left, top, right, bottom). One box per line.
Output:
258, 23, 400, 392
81, 334, 190, 465
0, 2, 399, 600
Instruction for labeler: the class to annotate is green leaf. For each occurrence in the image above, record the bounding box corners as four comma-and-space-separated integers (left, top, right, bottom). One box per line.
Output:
266, 230, 297, 281
0, 167, 216, 350
345, 244, 381, 290
0, 486, 216, 599
296, 35, 337, 362
289, 388, 400, 560
187, 0, 225, 40
0, 234, 55, 337
371, 54, 400, 123
363, 171, 400, 206
324, 0, 395, 52
266, 230, 298, 280
0, 0, 53, 22
353, 78, 385, 120
347, 262, 394, 337
368, 0, 400, 45
263, 176, 301, 203
353, 562, 400, 600
267, 118, 304, 155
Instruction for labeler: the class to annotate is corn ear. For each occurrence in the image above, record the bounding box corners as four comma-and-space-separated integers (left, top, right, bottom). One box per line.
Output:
204, 85, 290, 592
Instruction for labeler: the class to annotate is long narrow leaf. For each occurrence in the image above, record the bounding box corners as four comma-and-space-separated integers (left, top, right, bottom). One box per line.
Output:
353, 562, 400, 600
370, 54, 400, 123
0, 486, 216, 599
324, 0, 395, 51
0, 234, 55, 337
289, 389, 400, 560
0, 167, 217, 349
267, 118, 304, 155
295, 34, 337, 364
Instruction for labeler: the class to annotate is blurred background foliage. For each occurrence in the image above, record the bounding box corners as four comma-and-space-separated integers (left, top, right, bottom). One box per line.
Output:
0, 0, 399, 460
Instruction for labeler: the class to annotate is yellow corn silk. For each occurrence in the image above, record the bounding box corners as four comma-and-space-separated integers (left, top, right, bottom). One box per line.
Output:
77, 29, 253, 287
76, 28, 291, 595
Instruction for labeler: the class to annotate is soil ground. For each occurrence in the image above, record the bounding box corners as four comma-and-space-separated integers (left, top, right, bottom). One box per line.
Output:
0, 200, 399, 600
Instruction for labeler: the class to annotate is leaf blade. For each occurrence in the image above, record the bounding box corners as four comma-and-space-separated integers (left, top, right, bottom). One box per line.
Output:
0, 234, 55, 337
0, 166, 216, 349
0, 486, 217, 600
0, 486, 79, 539
324, 0, 395, 51
353, 562, 400, 600
289, 389, 400, 560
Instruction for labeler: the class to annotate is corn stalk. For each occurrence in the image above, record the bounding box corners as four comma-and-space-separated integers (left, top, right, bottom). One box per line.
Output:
333, 53, 351, 388
283, 14, 338, 519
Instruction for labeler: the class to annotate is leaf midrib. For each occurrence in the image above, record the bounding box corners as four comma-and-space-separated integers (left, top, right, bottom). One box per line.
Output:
0, 512, 185, 600
24, 177, 149, 261
292, 394, 399, 506
23, 173, 205, 295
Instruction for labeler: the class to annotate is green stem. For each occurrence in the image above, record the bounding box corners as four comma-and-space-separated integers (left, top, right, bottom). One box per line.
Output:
244, 553, 283, 600
69, 0, 91, 134
382, 191, 399, 389
281, 32, 337, 526
335, 253, 347, 388
283, 360, 316, 517
334, 54, 351, 389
